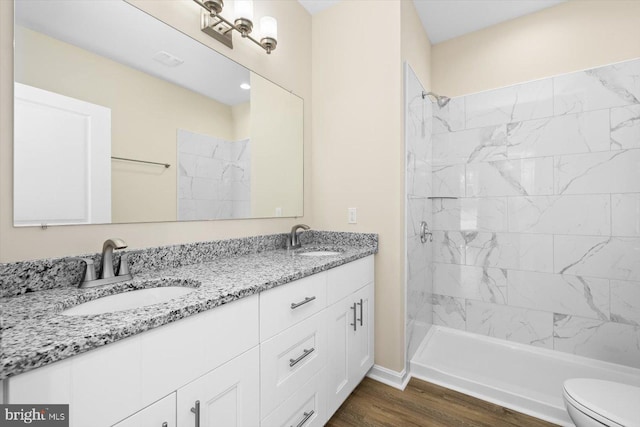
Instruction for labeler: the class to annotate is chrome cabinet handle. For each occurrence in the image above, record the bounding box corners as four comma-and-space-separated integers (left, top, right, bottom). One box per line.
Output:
291, 296, 316, 310
350, 303, 357, 331
289, 347, 315, 367
357, 299, 363, 326
291, 410, 315, 427
190, 400, 200, 427
162, 423, 168, 427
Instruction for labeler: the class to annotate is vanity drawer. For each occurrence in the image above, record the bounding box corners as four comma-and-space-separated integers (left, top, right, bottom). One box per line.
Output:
260, 272, 327, 341
260, 310, 327, 419
327, 255, 374, 305
261, 370, 326, 427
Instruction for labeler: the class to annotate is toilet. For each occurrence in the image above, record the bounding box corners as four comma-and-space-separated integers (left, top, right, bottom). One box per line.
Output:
563, 378, 640, 427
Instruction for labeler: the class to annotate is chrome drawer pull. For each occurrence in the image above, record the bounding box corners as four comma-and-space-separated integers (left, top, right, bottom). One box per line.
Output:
190, 400, 200, 427
289, 347, 315, 367
350, 303, 357, 331
162, 423, 168, 427
357, 298, 363, 326
290, 296, 316, 310
292, 410, 315, 427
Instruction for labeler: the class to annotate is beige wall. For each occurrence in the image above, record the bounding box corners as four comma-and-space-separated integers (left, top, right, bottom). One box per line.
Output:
432, 0, 640, 97
0, 0, 311, 262
401, 0, 431, 90
232, 102, 250, 141
251, 73, 303, 218
312, 0, 406, 372
15, 26, 240, 223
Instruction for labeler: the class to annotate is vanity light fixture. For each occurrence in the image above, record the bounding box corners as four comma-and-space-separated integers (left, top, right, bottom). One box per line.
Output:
193, 0, 278, 54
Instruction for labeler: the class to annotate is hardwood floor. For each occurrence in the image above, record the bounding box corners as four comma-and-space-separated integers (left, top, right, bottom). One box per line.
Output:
326, 377, 558, 427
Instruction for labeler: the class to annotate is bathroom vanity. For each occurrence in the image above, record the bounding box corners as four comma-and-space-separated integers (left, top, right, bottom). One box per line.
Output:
0, 232, 377, 427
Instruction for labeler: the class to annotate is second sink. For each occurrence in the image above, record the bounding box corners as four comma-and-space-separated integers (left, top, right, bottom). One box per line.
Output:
61, 286, 195, 316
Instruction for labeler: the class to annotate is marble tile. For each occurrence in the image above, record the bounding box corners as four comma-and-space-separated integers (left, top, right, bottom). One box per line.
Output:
555, 235, 640, 281
554, 314, 640, 369
432, 97, 465, 134
432, 231, 466, 265
178, 177, 192, 200
610, 280, 640, 326
612, 193, 640, 236
432, 125, 507, 165
432, 164, 465, 197
178, 153, 197, 177
507, 110, 610, 159
466, 157, 554, 197
407, 234, 431, 281
466, 300, 553, 348
555, 149, 640, 195
465, 232, 554, 273
433, 262, 507, 304
554, 58, 640, 115
191, 177, 218, 201
611, 105, 640, 150
177, 129, 217, 157
465, 79, 553, 129
407, 155, 431, 198
432, 294, 466, 330
433, 197, 508, 232
508, 195, 611, 236
508, 270, 609, 320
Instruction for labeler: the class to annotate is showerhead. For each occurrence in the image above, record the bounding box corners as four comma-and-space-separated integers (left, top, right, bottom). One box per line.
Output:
422, 91, 451, 108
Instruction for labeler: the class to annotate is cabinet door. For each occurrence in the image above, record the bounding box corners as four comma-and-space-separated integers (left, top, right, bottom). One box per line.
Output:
261, 370, 326, 427
112, 393, 176, 427
176, 347, 259, 427
350, 284, 375, 382
325, 297, 356, 417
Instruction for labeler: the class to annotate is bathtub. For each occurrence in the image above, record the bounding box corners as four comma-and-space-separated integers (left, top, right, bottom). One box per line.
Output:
410, 326, 640, 426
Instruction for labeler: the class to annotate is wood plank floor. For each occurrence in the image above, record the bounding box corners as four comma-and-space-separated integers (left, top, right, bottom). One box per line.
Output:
326, 377, 559, 427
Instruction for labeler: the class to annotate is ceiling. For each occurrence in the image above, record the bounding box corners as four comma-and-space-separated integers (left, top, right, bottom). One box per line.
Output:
298, 0, 566, 44
15, 0, 251, 105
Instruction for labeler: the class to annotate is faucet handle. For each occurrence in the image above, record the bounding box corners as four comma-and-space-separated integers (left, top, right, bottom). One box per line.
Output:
75, 258, 97, 285
118, 253, 131, 276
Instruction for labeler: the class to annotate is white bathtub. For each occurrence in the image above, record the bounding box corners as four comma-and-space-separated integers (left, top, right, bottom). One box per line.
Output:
410, 326, 640, 426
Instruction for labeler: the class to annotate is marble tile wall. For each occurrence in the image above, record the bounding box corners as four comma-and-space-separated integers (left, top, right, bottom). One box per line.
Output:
177, 129, 251, 220
405, 64, 433, 362
430, 58, 640, 369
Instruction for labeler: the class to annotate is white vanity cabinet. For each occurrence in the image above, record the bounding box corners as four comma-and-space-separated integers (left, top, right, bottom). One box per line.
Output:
326, 259, 375, 418
176, 347, 260, 427
6, 294, 259, 427
260, 255, 375, 426
4, 255, 375, 427
112, 393, 176, 427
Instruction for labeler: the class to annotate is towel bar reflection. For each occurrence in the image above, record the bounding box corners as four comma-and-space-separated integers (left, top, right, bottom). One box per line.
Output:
111, 156, 170, 168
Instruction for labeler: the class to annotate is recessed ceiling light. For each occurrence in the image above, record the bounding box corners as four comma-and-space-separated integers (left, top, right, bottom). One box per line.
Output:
240, 83, 251, 90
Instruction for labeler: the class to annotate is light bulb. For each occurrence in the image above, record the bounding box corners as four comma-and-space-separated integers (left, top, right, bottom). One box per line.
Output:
234, 0, 254, 21
260, 16, 278, 40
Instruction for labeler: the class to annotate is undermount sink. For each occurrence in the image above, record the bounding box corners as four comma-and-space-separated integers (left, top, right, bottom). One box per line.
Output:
61, 286, 195, 316
298, 250, 342, 257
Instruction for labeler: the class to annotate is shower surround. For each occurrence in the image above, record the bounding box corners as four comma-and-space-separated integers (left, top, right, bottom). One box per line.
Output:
177, 129, 251, 220
430, 58, 640, 369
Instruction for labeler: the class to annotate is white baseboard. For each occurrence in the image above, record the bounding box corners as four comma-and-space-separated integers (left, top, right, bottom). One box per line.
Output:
366, 364, 411, 390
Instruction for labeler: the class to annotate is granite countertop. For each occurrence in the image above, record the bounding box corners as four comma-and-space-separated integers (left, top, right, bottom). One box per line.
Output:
0, 242, 376, 380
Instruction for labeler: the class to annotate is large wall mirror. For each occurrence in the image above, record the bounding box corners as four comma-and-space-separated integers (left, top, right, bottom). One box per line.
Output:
13, 0, 303, 227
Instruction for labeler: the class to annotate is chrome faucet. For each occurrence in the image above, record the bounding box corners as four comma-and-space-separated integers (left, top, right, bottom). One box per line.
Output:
288, 224, 310, 249
100, 238, 127, 279
79, 238, 133, 288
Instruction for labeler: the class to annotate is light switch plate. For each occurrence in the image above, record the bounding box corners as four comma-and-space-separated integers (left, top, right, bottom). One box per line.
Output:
348, 208, 357, 224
